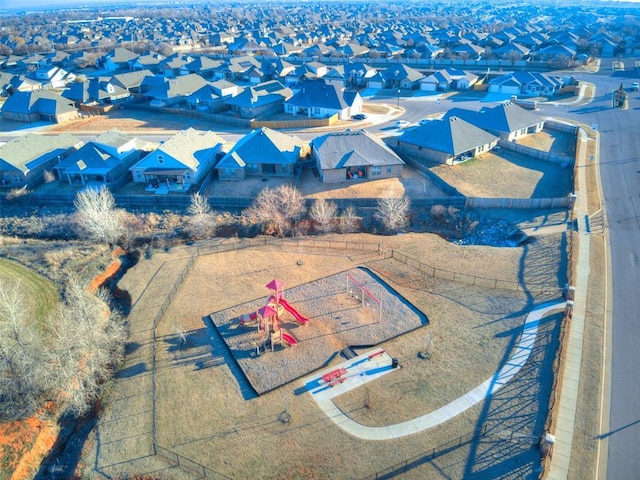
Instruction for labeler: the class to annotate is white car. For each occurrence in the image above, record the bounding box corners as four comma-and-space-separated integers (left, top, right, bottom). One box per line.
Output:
395, 120, 410, 129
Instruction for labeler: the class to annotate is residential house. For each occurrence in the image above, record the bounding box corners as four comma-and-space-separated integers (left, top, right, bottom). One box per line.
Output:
311, 129, 404, 183
224, 80, 292, 119
129, 52, 166, 73
488, 72, 563, 96
492, 42, 530, 61
215, 127, 305, 180
213, 55, 262, 82
380, 64, 424, 89
130, 128, 225, 190
0, 133, 82, 188
110, 69, 155, 94
32, 66, 75, 89
450, 42, 484, 60
143, 73, 208, 107
1, 90, 78, 123
446, 102, 545, 141
284, 79, 362, 120
344, 62, 379, 88
100, 47, 139, 71
421, 68, 479, 91
394, 116, 498, 165
0, 73, 41, 97
63, 77, 130, 106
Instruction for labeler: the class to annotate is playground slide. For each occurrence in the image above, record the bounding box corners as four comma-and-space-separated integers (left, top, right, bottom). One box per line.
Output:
279, 298, 309, 325
281, 333, 298, 346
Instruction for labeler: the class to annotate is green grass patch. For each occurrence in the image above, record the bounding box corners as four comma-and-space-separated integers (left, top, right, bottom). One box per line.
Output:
0, 258, 59, 330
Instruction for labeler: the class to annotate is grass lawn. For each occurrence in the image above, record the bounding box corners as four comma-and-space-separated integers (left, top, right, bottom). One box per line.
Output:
0, 258, 58, 329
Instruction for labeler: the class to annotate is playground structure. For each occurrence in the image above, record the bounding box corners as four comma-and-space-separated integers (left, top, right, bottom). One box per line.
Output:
347, 272, 382, 323
239, 279, 309, 352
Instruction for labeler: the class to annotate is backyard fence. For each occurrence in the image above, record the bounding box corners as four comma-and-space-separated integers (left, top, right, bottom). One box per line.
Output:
154, 443, 233, 480
387, 249, 560, 295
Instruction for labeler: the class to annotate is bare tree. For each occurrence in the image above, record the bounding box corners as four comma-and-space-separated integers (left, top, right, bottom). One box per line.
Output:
0, 280, 47, 419
245, 185, 305, 237
340, 206, 360, 233
309, 198, 337, 233
375, 190, 410, 232
0, 277, 127, 420
43, 280, 126, 416
186, 193, 217, 239
73, 186, 125, 246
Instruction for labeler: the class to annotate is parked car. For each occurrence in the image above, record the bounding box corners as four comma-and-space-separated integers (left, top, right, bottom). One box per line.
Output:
632, 82, 639, 92
351, 113, 367, 120
418, 118, 432, 126
395, 120, 410, 129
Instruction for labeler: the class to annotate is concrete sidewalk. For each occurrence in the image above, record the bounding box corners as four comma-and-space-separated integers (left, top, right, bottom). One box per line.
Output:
546, 128, 594, 479
306, 301, 565, 441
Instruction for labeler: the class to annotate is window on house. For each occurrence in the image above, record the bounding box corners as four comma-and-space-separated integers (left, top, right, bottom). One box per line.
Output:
158, 155, 164, 164
371, 166, 382, 176
386, 166, 392, 173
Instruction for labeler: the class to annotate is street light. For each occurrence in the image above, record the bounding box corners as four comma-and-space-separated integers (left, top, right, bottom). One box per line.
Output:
397, 88, 401, 107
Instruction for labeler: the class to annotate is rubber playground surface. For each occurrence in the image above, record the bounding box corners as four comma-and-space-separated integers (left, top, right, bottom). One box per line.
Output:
208, 267, 427, 395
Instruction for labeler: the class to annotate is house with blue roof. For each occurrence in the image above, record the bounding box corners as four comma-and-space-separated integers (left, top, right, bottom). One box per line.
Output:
284, 79, 362, 120
215, 127, 306, 181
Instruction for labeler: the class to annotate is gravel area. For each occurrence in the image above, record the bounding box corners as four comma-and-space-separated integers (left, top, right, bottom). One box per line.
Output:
209, 267, 427, 394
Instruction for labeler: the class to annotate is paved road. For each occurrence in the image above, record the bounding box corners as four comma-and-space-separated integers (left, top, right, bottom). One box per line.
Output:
540, 65, 640, 479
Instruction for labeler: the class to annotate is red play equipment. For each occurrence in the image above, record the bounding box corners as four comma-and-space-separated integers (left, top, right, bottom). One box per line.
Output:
322, 368, 347, 387
239, 279, 309, 352
279, 298, 309, 325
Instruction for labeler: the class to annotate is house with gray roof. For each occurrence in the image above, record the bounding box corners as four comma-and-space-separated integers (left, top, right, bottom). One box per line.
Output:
110, 69, 155, 94
284, 79, 362, 120
488, 72, 563, 97
54, 131, 150, 187
63, 76, 130, 107
143, 73, 208, 107
224, 81, 292, 119
421, 68, 479, 92
130, 128, 226, 191
100, 47, 139, 71
446, 102, 545, 141
394, 116, 498, 165
1, 90, 78, 124
215, 127, 305, 181
380, 64, 425, 89
311, 129, 404, 183
0, 133, 82, 188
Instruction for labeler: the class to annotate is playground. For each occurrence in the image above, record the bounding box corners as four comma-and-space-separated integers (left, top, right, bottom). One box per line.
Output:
209, 267, 427, 395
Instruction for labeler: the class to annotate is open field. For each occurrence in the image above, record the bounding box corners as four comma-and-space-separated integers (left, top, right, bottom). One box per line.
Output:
84, 226, 567, 479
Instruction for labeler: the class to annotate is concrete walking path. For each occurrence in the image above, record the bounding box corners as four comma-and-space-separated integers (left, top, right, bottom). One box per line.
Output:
546, 128, 593, 479
307, 301, 566, 441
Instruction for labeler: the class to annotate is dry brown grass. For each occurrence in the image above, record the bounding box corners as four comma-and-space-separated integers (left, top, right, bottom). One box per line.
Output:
142, 232, 562, 479
430, 150, 572, 199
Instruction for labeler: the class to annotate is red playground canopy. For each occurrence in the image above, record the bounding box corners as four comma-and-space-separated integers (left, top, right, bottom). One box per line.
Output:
258, 305, 277, 318
265, 279, 285, 292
